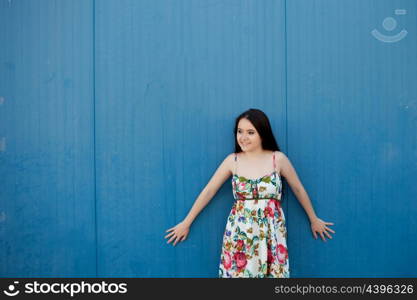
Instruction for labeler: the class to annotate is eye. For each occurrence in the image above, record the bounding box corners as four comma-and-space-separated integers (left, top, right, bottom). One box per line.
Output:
249, 132, 254, 135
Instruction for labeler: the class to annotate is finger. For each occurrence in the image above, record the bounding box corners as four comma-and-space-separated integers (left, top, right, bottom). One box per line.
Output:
164, 231, 175, 239
324, 231, 332, 239
165, 227, 174, 232
173, 236, 181, 246
320, 232, 326, 242
325, 222, 334, 225
325, 226, 335, 233
167, 235, 177, 244
313, 231, 317, 239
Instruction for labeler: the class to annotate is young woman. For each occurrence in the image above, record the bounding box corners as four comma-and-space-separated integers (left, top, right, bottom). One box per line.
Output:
165, 108, 335, 278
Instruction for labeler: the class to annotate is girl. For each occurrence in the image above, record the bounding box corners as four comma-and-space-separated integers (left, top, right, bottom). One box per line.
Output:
165, 108, 335, 278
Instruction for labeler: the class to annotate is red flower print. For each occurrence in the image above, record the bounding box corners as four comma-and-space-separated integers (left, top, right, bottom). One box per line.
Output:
236, 192, 245, 199
268, 199, 281, 217
233, 252, 247, 270
274, 199, 281, 211
236, 240, 244, 251
267, 199, 276, 210
276, 244, 288, 264
231, 206, 236, 215
264, 206, 274, 218
267, 248, 275, 263
223, 251, 232, 270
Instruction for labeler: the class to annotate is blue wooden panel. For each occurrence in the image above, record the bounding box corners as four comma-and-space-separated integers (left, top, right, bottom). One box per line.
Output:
95, 0, 286, 277
286, 0, 417, 277
1, 0, 415, 278
0, 0, 96, 276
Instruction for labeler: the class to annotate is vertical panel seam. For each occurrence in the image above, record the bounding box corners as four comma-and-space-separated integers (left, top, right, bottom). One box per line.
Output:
284, 0, 289, 227
93, 0, 98, 278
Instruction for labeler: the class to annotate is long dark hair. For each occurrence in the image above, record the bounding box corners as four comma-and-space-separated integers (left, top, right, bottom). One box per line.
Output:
233, 108, 286, 197
234, 108, 281, 153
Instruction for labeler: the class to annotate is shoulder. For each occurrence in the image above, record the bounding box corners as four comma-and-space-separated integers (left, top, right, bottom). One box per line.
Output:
274, 151, 290, 172
223, 153, 236, 174
225, 152, 237, 164
220, 153, 236, 167
274, 150, 287, 161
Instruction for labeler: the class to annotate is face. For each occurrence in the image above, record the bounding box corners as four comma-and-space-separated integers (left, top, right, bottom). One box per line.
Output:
237, 118, 262, 152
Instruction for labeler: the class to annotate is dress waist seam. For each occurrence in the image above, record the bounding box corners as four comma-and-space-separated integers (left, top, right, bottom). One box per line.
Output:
234, 198, 281, 201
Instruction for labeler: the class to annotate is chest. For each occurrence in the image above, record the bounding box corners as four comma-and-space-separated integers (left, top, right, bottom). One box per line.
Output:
232, 172, 282, 200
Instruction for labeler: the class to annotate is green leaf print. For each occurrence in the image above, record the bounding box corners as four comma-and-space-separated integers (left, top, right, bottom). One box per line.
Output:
247, 238, 252, 246
261, 263, 267, 274
239, 176, 247, 182
239, 231, 247, 240
261, 176, 271, 183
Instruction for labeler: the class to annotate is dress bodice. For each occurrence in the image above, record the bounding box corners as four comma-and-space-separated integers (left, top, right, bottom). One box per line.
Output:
232, 170, 282, 201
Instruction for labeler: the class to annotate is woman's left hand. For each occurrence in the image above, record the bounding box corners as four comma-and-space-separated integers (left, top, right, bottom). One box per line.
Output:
311, 218, 335, 242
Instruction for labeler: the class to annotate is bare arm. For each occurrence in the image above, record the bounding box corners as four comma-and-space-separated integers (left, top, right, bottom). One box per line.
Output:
182, 153, 233, 226
165, 153, 234, 246
277, 152, 318, 222
277, 151, 335, 241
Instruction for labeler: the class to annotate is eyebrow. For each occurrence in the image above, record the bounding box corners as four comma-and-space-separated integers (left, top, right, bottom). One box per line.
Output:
237, 128, 255, 131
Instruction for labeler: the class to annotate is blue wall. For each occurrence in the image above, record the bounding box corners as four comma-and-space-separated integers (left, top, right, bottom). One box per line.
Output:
0, 0, 416, 277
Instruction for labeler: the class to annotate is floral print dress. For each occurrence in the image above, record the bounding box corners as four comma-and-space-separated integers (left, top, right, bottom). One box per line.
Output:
218, 152, 290, 278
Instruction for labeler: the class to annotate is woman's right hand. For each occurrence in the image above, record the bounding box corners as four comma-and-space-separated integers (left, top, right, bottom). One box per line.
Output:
165, 221, 190, 246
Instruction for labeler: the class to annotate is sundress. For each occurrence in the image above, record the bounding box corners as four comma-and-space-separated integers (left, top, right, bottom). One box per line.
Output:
218, 152, 290, 278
